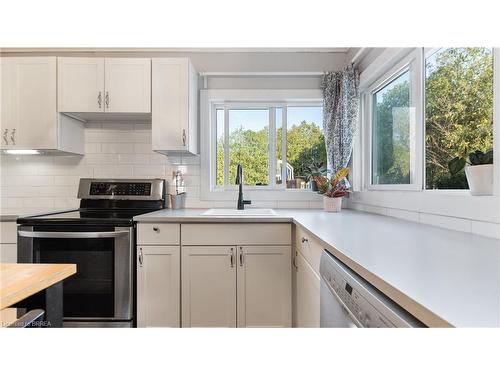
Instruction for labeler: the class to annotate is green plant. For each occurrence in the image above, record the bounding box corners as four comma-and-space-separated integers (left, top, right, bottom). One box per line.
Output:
304, 161, 330, 181
448, 149, 493, 175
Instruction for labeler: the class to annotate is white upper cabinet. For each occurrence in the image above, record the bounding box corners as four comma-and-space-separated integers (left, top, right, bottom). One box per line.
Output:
1, 57, 84, 154
58, 58, 105, 112
152, 58, 198, 155
57, 57, 151, 114
104, 58, 151, 113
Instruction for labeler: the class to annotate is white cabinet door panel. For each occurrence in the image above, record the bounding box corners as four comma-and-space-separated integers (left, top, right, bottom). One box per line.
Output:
105, 58, 151, 113
1, 57, 57, 150
137, 246, 180, 327
182, 246, 236, 327
58, 57, 104, 112
296, 251, 320, 327
0, 244, 17, 263
237, 245, 292, 327
152, 58, 188, 151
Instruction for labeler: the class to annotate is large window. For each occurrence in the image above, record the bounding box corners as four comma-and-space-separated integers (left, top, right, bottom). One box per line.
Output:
425, 47, 494, 190
214, 103, 325, 190
365, 48, 494, 192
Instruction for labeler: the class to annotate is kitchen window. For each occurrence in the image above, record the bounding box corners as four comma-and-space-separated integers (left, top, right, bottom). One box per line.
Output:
362, 48, 495, 192
201, 89, 325, 200
214, 103, 324, 189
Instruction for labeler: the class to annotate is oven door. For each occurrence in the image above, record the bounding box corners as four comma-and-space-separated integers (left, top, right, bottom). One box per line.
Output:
18, 225, 133, 324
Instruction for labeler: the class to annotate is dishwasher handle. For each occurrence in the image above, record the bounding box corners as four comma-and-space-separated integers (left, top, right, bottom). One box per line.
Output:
18, 230, 130, 239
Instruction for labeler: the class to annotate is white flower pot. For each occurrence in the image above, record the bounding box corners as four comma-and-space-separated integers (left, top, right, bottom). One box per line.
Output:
323, 196, 343, 212
465, 164, 493, 196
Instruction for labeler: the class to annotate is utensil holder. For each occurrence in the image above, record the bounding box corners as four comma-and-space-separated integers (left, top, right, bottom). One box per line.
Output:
170, 193, 186, 210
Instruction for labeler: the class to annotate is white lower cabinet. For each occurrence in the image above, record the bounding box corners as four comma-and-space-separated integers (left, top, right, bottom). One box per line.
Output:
295, 251, 320, 327
0, 221, 17, 263
0, 244, 17, 263
181, 244, 292, 328
237, 246, 291, 327
137, 246, 180, 327
181, 246, 237, 327
137, 223, 292, 328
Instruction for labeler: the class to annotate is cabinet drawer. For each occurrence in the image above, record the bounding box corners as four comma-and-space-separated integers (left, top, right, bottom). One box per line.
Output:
137, 223, 180, 245
295, 225, 323, 275
0, 221, 17, 244
181, 224, 291, 246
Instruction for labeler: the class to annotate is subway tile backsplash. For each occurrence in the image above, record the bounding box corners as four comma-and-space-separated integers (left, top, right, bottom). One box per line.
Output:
0, 122, 321, 212
0, 123, 198, 210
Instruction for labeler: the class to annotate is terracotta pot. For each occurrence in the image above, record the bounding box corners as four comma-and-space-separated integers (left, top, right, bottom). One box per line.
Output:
323, 196, 342, 212
465, 164, 493, 196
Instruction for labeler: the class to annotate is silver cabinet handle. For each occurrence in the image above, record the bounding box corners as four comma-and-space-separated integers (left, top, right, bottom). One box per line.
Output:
138, 247, 143, 267
10, 128, 16, 145
239, 247, 243, 267
301, 237, 308, 243
105, 91, 109, 109
293, 251, 298, 270
98, 92, 102, 108
2, 129, 8, 145
230, 247, 234, 268
182, 129, 186, 147
18, 230, 130, 239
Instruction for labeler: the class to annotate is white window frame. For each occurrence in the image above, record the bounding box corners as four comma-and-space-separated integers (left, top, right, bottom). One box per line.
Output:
365, 48, 424, 191
200, 89, 324, 202
350, 48, 499, 224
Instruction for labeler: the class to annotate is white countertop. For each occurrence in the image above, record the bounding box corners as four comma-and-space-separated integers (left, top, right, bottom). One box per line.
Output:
134, 208, 500, 327
0, 208, 76, 222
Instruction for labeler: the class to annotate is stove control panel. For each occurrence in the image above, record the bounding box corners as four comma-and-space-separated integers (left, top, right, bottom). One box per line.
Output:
90, 182, 152, 196
78, 179, 165, 201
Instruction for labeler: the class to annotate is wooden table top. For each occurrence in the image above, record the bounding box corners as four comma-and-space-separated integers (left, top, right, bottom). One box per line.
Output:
0, 263, 76, 309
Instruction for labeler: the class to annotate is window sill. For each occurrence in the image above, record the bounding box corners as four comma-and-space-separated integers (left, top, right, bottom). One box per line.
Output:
200, 187, 324, 202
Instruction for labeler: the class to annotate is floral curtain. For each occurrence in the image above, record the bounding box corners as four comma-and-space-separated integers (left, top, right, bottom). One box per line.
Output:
321, 64, 360, 178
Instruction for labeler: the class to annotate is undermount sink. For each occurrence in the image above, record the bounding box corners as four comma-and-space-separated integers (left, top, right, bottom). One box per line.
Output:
200, 208, 277, 216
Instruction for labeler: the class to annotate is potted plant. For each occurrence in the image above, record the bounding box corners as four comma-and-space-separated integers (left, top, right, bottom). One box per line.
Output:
313, 167, 349, 212
305, 161, 330, 191
448, 149, 493, 196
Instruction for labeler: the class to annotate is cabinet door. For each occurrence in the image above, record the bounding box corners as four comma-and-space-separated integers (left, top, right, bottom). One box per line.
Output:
1, 57, 57, 150
152, 58, 190, 152
237, 245, 292, 327
104, 58, 151, 113
58, 57, 104, 112
182, 246, 236, 327
0, 244, 17, 263
137, 246, 180, 327
296, 251, 320, 327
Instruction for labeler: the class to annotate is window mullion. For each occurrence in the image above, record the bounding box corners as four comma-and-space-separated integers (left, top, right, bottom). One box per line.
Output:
223, 105, 230, 187
282, 107, 287, 189
269, 107, 276, 189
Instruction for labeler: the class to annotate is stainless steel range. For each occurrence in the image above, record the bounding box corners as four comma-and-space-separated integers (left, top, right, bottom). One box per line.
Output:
17, 178, 167, 327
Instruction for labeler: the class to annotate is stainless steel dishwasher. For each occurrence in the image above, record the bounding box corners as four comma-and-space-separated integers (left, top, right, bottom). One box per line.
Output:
320, 250, 424, 328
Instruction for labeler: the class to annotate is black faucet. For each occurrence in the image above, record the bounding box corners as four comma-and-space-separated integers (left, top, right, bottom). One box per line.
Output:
235, 164, 251, 210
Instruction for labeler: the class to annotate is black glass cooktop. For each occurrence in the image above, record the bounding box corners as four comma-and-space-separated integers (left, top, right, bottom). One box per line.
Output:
17, 209, 154, 226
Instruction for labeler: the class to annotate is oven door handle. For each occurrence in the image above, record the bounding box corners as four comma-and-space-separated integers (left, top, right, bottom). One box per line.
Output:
18, 230, 130, 239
